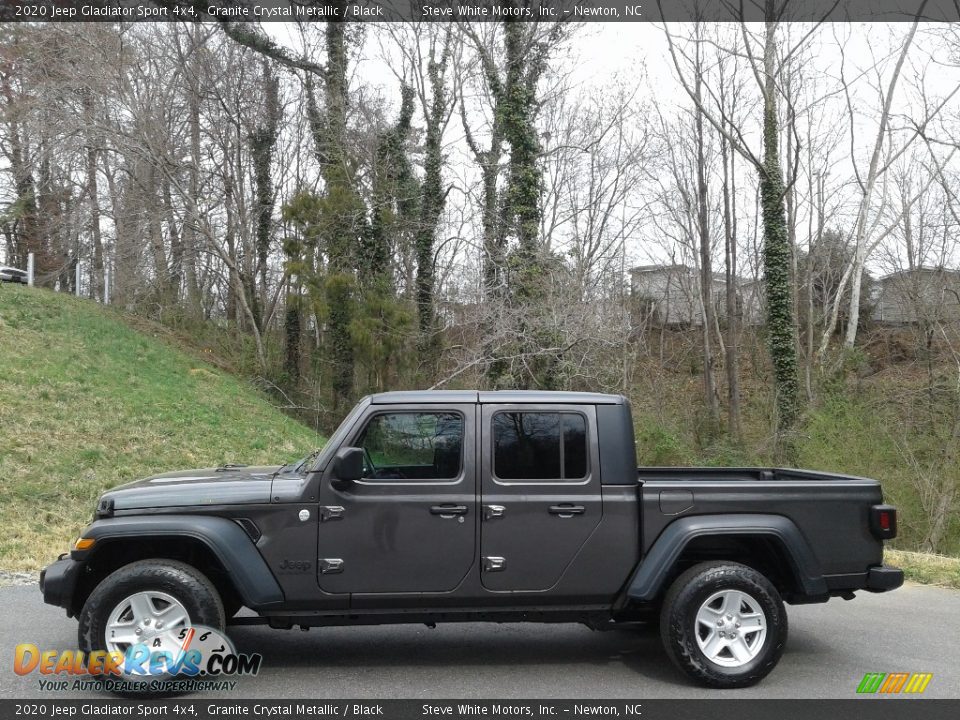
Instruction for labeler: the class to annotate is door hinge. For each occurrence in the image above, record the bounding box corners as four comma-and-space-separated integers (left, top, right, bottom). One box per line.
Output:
482, 556, 506, 572
318, 558, 344, 574
482, 504, 505, 520
320, 505, 345, 521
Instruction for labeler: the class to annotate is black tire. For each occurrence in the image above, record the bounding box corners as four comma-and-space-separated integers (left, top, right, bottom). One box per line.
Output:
659, 561, 788, 689
78, 559, 225, 695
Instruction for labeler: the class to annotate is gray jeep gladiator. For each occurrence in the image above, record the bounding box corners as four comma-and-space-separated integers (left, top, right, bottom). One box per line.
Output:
40, 390, 903, 688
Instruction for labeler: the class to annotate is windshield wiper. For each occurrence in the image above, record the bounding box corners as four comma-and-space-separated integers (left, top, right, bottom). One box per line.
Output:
295, 449, 323, 474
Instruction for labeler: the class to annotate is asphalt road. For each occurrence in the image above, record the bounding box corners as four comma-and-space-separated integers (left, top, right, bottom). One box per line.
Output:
1, 582, 957, 699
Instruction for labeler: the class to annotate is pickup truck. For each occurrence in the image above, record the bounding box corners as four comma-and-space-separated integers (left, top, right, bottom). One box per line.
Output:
40, 390, 903, 688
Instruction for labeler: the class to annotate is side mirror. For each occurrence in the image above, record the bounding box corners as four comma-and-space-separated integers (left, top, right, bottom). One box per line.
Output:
332, 446, 365, 483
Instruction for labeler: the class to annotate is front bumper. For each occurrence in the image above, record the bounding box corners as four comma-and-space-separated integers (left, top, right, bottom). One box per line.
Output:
866, 564, 905, 592
39, 555, 83, 615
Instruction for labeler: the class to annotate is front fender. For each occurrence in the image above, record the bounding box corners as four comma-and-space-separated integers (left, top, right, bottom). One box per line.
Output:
76, 515, 284, 608
626, 513, 828, 601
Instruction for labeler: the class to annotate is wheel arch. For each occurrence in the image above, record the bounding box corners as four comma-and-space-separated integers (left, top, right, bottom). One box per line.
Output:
72, 515, 284, 615
626, 514, 828, 603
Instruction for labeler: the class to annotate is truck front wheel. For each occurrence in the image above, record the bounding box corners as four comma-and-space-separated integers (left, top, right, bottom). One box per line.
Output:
659, 561, 788, 688
78, 559, 225, 687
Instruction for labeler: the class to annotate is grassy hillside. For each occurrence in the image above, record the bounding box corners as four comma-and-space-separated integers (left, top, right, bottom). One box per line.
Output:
0, 285, 324, 571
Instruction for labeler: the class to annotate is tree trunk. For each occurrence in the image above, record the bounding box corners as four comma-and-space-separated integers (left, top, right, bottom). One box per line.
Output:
82, 90, 104, 301
721, 118, 741, 439
223, 170, 240, 327
163, 180, 183, 304
284, 276, 302, 386
183, 35, 204, 318
305, 12, 360, 413
694, 44, 719, 428
147, 166, 168, 303
498, 17, 556, 389
760, 2, 800, 435
415, 53, 449, 374
805, 171, 824, 401
250, 60, 280, 328
1, 71, 44, 274
101, 159, 130, 307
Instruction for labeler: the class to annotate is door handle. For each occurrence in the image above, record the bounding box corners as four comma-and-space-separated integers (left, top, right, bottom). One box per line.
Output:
548, 504, 585, 517
483, 504, 505, 520
430, 504, 468, 517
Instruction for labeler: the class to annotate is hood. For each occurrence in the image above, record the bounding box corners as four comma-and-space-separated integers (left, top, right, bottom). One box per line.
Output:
100, 465, 282, 511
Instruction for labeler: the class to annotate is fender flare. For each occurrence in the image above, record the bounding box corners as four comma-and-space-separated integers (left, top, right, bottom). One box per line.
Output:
78, 515, 284, 608
626, 513, 828, 601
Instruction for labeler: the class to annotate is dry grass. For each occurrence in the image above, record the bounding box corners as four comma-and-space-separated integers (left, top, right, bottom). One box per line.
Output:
885, 549, 960, 589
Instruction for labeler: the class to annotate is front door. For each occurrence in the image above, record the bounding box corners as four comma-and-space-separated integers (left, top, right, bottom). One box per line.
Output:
479, 404, 602, 592
316, 404, 476, 594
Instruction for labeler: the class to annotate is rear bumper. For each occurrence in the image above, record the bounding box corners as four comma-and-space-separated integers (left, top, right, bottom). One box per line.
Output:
39, 556, 82, 615
866, 564, 904, 593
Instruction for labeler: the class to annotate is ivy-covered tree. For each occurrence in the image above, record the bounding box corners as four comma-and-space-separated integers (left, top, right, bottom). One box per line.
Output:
353, 84, 419, 392
280, 190, 325, 387
247, 58, 281, 332
304, 15, 367, 413
759, 3, 799, 433
496, 16, 563, 389
414, 44, 451, 375
367, 85, 418, 288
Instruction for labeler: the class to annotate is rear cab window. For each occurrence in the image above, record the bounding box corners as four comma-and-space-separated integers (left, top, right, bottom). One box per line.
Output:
492, 411, 588, 482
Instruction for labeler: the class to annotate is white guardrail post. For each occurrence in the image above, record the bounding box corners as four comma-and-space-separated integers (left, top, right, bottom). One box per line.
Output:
27, 252, 34, 286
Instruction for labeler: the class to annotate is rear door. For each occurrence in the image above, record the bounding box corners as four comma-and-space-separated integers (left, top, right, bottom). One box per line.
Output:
479, 403, 602, 591
316, 403, 476, 594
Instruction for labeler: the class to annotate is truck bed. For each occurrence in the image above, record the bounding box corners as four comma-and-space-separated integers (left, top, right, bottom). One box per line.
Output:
636, 466, 884, 579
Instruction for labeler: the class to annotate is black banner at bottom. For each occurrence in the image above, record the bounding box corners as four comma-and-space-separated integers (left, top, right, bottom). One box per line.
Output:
2, 699, 959, 720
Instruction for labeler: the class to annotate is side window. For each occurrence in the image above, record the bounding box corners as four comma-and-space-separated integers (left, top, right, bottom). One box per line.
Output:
493, 412, 588, 482
356, 412, 463, 481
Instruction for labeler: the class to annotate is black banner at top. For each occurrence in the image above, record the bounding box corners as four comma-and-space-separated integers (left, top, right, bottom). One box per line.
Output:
2, 0, 959, 22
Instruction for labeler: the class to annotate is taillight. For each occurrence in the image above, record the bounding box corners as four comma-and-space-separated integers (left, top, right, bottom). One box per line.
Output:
871, 505, 897, 540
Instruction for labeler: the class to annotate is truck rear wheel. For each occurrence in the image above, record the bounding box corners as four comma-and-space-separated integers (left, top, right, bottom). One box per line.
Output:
659, 561, 787, 688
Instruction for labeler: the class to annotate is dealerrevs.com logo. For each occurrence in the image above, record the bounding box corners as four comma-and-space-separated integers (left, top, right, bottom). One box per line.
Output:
14, 626, 262, 693
856, 672, 933, 695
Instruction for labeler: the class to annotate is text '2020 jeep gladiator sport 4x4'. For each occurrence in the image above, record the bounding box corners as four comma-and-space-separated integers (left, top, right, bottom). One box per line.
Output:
40, 391, 904, 688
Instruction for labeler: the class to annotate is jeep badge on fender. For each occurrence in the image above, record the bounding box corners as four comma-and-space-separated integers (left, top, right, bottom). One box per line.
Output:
279, 559, 312, 573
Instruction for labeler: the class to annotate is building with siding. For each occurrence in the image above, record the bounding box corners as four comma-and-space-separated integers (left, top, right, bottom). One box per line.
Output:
871, 267, 960, 325
629, 264, 762, 327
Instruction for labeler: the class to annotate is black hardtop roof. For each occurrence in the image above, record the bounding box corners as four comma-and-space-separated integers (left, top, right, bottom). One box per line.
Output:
368, 390, 626, 405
